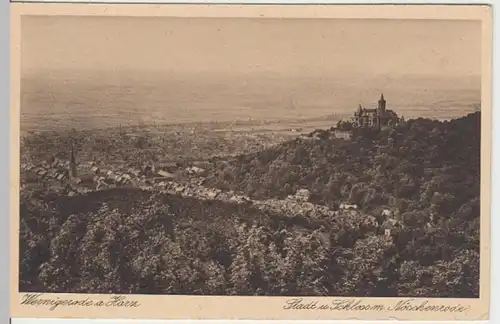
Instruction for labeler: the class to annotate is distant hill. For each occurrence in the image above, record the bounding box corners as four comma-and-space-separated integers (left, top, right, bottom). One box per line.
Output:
204, 112, 480, 220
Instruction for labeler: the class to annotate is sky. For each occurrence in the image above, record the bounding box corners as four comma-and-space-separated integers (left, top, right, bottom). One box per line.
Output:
21, 16, 481, 78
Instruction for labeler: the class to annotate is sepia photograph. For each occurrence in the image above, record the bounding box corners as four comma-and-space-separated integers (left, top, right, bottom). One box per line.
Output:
10, 3, 492, 321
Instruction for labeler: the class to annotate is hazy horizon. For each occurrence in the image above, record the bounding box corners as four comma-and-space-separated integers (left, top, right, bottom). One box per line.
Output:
21, 72, 481, 132
20, 17, 482, 132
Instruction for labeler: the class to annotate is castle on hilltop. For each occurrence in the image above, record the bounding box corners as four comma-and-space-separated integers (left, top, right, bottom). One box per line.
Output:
351, 94, 399, 129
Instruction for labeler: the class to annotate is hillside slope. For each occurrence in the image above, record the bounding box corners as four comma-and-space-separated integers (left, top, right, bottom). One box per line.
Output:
19, 113, 481, 297
205, 112, 480, 221
20, 185, 479, 297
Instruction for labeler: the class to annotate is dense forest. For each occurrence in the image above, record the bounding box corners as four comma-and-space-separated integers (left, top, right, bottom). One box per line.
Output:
19, 112, 481, 297
206, 112, 480, 223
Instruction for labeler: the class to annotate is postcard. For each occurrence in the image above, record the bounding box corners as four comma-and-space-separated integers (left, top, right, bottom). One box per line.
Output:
10, 3, 492, 321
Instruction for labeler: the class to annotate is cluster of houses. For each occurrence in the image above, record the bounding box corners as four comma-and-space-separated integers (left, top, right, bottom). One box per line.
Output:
22, 162, 69, 182
22, 156, 403, 238
21, 159, 151, 190
283, 188, 402, 236
287, 188, 312, 202
21, 158, 81, 183
298, 128, 353, 143
21, 155, 210, 192
87, 166, 134, 188
146, 181, 337, 219
143, 180, 252, 205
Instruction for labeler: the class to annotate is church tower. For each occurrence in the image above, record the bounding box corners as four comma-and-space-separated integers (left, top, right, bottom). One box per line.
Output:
355, 104, 363, 127
69, 140, 77, 180
378, 93, 386, 113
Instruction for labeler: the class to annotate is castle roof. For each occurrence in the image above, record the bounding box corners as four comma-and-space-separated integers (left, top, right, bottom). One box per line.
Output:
356, 108, 378, 116
384, 109, 398, 118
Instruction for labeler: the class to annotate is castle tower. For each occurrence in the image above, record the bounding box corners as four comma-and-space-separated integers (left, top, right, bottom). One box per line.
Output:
378, 93, 386, 113
69, 141, 77, 180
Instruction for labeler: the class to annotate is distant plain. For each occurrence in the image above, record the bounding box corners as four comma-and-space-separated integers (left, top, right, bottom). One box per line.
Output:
20, 71, 481, 135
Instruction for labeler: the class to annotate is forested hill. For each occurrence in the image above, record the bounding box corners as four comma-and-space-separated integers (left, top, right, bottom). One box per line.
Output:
205, 112, 481, 220
19, 112, 481, 297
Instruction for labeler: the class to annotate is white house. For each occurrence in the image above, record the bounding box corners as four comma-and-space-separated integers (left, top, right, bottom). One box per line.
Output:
295, 189, 311, 202
381, 209, 392, 217
340, 203, 358, 210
